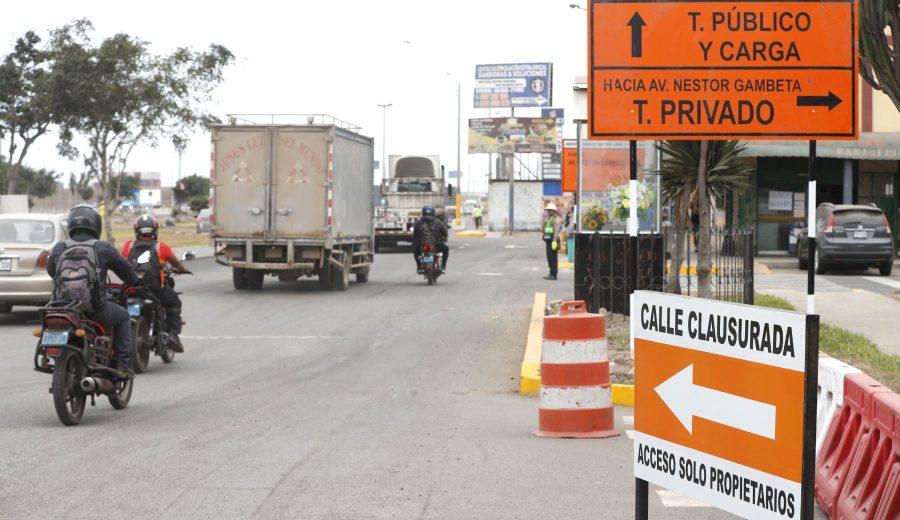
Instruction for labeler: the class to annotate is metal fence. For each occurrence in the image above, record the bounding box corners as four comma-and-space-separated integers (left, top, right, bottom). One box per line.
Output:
573, 228, 754, 316
663, 227, 754, 305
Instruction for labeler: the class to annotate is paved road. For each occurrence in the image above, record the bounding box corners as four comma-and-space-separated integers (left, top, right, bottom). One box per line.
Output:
758, 254, 900, 297
0, 235, 821, 519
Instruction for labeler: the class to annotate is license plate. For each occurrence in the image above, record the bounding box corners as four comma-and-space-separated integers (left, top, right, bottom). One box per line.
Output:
128, 303, 141, 317
854, 230, 867, 239
0, 258, 11, 271
41, 330, 69, 346
423, 255, 434, 264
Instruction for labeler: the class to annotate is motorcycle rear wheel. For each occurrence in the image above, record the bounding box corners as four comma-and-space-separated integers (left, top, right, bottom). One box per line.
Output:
108, 377, 133, 410
131, 317, 151, 374
425, 264, 435, 285
52, 350, 86, 426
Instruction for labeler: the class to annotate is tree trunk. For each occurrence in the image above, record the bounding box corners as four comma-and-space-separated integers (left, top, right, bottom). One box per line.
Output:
99, 150, 116, 246
697, 140, 712, 298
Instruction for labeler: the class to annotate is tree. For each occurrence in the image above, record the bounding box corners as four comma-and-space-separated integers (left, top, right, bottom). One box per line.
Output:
0, 156, 59, 201
859, 0, 900, 112
657, 140, 753, 297
51, 20, 233, 243
0, 30, 54, 195
188, 195, 209, 213
175, 173, 209, 204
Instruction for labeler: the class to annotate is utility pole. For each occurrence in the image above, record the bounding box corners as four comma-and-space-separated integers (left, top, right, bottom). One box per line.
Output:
377, 103, 392, 181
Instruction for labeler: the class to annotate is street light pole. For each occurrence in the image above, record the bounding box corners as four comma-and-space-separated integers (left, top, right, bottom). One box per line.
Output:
456, 82, 462, 222
377, 103, 392, 180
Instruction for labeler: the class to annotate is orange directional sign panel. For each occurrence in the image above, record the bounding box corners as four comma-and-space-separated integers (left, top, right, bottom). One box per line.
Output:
632, 291, 811, 519
589, 0, 858, 140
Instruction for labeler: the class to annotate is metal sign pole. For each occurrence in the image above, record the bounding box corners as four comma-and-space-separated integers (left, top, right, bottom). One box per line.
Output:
631, 138, 649, 520
800, 141, 819, 520
576, 120, 584, 233
807, 141, 817, 314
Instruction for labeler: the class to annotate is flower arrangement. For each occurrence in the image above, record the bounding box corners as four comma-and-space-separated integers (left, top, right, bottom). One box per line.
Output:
611, 183, 653, 222
581, 206, 610, 231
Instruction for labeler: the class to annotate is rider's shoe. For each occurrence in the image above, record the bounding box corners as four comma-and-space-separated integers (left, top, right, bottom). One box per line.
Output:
112, 361, 135, 380
417, 268, 424, 275
169, 334, 185, 353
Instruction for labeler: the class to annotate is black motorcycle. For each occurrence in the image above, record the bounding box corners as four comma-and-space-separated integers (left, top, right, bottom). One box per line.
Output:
126, 266, 187, 373
33, 285, 134, 426
419, 244, 443, 286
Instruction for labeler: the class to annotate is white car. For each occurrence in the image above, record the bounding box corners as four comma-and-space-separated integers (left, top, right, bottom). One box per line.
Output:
462, 199, 479, 215
0, 214, 69, 313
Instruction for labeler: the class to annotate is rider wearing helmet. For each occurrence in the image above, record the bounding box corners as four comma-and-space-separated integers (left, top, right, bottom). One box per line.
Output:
46, 204, 142, 375
121, 215, 189, 352
411, 205, 449, 274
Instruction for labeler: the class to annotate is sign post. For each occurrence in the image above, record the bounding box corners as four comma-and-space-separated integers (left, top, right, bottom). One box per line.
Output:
586, 1, 857, 518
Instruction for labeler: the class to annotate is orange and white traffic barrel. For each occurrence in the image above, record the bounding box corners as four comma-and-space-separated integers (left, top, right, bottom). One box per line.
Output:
535, 300, 619, 438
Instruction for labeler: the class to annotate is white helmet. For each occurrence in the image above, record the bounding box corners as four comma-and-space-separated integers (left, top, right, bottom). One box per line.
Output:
545, 202, 558, 212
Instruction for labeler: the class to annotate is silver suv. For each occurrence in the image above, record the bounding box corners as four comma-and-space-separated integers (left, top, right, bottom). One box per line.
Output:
798, 203, 894, 275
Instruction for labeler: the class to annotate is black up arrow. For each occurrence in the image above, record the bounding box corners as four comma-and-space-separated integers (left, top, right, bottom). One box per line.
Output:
796, 91, 843, 111
628, 12, 646, 58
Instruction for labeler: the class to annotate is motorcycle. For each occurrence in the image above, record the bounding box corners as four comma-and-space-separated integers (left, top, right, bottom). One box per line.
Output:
419, 244, 443, 286
126, 266, 188, 373
33, 285, 134, 426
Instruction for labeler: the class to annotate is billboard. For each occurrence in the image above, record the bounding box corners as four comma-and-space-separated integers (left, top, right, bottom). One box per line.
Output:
474, 63, 553, 108
561, 140, 645, 193
468, 117, 558, 154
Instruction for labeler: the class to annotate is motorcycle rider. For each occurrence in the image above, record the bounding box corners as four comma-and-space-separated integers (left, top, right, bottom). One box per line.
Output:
46, 204, 141, 376
121, 215, 189, 352
412, 205, 449, 274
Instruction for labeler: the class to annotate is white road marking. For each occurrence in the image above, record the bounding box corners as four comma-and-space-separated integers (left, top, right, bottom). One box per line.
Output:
863, 276, 900, 291
656, 490, 712, 508
181, 335, 337, 341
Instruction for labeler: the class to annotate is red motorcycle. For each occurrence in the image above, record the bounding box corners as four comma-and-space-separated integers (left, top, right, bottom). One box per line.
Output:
33, 285, 134, 426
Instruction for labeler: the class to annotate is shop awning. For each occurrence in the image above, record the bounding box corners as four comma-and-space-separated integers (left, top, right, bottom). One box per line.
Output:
740, 132, 900, 160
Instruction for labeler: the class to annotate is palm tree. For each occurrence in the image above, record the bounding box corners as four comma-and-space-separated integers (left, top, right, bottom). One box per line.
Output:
860, 0, 900, 113
656, 140, 753, 297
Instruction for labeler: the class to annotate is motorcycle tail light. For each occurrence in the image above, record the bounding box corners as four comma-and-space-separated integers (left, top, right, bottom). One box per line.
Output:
45, 348, 60, 357
32, 328, 43, 337
125, 287, 137, 295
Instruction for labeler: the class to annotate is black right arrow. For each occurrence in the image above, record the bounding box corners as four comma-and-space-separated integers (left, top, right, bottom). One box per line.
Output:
796, 91, 843, 111
627, 12, 646, 58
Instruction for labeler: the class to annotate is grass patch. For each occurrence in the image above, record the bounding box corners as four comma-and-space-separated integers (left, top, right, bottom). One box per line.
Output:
105, 220, 209, 249
756, 293, 900, 391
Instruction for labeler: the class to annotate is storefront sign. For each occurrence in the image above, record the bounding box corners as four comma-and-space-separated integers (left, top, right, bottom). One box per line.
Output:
768, 191, 794, 211
632, 291, 810, 519
589, 0, 858, 140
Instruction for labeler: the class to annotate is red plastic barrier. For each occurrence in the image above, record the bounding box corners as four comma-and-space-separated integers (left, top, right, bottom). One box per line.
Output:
835, 390, 900, 519
815, 373, 890, 518
870, 392, 899, 520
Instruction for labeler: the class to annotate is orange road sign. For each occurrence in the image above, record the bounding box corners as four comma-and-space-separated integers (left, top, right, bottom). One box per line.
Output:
560, 140, 644, 193
632, 291, 813, 519
589, 0, 858, 140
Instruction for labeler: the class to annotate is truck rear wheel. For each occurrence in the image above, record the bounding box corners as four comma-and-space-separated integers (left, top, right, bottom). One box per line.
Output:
331, 255, 350, 291
246, 269, 265, 290
233, 268, 248, 290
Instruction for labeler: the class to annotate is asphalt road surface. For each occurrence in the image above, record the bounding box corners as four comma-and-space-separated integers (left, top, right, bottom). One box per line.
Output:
0, 235, 824, 519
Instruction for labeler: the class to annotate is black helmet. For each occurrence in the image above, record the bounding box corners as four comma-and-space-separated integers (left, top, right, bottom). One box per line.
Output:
134, 215, 159, 239
422, 205, 435, 217
67, 204, 102, 238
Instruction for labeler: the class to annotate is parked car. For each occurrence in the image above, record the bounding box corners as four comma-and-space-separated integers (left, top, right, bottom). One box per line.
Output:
195, 208, 212, 233
0, 213, 69, 313
797, 203, 894, 275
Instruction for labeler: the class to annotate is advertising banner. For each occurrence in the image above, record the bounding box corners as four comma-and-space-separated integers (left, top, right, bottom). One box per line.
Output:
468, 117, 558, 154
474, 63, 553, 108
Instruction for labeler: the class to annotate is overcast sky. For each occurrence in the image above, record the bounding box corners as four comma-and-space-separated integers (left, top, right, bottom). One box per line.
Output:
2, 0, 589, 193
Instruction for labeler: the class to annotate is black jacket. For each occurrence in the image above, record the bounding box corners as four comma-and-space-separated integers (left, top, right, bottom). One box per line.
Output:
47, 231, 142, 286
412, 216, 448, 247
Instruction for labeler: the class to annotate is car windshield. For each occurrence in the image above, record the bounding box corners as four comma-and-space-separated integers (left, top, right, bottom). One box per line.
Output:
0, 220, 56, 243
834, 210, 883, 228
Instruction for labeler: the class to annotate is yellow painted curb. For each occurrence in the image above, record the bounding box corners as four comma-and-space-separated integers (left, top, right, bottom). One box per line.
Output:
755, 261, 772, 275
456, 230, 487, 237
520, 292, 545, 395
558, 262, 574, 269
612, 384, 634, 407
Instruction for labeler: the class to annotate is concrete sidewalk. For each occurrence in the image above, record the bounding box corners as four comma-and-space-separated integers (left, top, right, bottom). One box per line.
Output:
760, 288, 900, 357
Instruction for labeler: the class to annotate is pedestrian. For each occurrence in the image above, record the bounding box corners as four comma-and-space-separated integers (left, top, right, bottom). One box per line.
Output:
472, 205, 483, 229
543, 202, 563, 280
